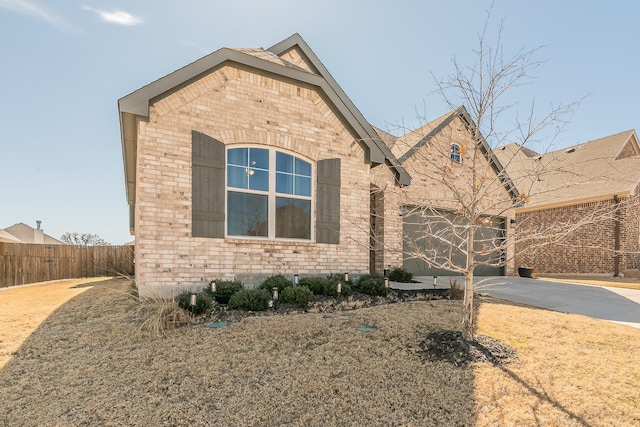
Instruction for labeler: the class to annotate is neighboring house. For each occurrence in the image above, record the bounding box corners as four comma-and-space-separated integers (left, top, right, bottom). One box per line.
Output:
0, 229, 22, 243
496, 130, 640, 276
118, 34, 516, 296
3, 222, 63, 244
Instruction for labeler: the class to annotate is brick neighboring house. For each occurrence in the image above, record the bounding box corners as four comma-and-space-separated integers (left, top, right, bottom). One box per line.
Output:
496, 130, 640, 276
118, 34, 516, 296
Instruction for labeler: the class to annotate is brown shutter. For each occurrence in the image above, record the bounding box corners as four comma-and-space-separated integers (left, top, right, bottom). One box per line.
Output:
316, 158, 341, 244
192, 131, 225, 238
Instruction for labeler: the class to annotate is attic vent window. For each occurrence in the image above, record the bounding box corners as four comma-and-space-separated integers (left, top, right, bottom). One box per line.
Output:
565, 147, 576, 154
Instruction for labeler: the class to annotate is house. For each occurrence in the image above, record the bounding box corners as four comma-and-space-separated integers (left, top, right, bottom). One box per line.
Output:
118, 34, 516, 296
0, 229, 22, 243
3, 222, 63, 244
495, 130, 640, 276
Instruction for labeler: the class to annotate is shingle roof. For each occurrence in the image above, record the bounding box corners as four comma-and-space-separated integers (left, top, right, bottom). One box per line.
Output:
0, 229, 22, 243
230, 48, 310, 73
495, 130, 640, 209
3, 223, 63, 244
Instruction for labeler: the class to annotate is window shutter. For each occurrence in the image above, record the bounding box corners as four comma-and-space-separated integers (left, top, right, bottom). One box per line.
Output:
192, 131, 225, 238
316, 158, 341, 244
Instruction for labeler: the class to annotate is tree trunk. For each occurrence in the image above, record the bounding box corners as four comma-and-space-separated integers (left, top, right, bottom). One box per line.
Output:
462, 271, 474, 341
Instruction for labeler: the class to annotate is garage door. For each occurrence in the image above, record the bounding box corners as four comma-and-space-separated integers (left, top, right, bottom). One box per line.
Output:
402, 208, 505, 276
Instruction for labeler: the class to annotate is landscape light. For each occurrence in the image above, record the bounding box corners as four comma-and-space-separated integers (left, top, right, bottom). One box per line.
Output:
189, 292, 197, 307
384, 277, 389, 289
272, 287, 279, 301
210, 281, 216, 293
294, 274, 299, 286
433, 276, 438, 289
337, 282, 342, 295
344, 272, 349, 282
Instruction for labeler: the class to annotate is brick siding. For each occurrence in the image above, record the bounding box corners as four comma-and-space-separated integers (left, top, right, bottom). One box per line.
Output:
134, 66, 373, 296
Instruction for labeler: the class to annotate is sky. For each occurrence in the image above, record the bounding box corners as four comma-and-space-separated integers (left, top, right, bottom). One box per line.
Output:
1, 0, 639, 245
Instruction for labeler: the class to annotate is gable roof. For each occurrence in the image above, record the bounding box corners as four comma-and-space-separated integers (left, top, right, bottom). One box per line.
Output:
375, 106, 520, 203
495, 130, 640, 210
3, 223, 63, 244
0, 229, 22, 243
118, 33, 410, 208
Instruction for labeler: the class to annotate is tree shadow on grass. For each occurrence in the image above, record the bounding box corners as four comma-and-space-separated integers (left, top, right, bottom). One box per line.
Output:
0, 281, 482, 426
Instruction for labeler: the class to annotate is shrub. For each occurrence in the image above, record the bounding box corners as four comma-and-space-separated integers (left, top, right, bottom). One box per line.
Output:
356, 274, 387, 296
325, 273, 353, 296
388, 267, 413, 283
449, 279, 464, 300
323, 279, 352, 297
229, 288, 271, 311
206, 280, 243, 304
259, 274, 293, 293
176, 290, 213, 315
281, 286, 313, 306
135, 296, 192, 336
299, 277, 327, 295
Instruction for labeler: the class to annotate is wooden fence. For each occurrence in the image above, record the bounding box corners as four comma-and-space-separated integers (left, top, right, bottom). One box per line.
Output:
0, 243, 134, 288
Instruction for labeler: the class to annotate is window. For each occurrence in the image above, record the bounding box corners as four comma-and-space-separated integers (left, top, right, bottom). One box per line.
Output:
450, 144, 461, 163
226, 147, 312, 239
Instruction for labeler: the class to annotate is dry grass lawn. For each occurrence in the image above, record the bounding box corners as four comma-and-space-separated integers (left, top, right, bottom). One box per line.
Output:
0, 277, 111, 370
0, 277, 639, 426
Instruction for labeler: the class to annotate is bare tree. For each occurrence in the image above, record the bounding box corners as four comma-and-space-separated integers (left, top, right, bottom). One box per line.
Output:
380, 12, 599, 341
61, 232, 109, 246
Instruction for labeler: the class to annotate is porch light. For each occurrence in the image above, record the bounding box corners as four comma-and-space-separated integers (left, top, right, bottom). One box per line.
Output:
294, 274, 299, 286
344, 272, 349, 282
383, 267, 389, 277
433, 276, 437, 289
510, 218, 517, 229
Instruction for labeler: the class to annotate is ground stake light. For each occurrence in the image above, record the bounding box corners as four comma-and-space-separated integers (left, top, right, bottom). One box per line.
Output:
344, 272, 349, 282
189, 292, 197, 308
294, 274, 299, 287
433, 276, 438, 289
337, 282, 342, 296
210, 281, 216, 293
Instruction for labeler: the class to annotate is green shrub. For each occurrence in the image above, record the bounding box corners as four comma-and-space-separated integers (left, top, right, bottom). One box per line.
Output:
206, 280, 243, 304
388, 267, 413, 283
299, 277, 328, 295
175, 290, 213, 315
326, 273, 353, 296
281, 286, 313, 306
259, 274, 293, 293
356, 274, 387, 296
323, 279, 352, 297
229, 288, 271, 311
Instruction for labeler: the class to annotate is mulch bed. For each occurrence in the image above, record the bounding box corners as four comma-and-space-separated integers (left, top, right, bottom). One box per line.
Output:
419, 330, 518, 367
198, 288, 450, 324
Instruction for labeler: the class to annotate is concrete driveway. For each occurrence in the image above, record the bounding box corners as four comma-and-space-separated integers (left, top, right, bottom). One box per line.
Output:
393, 276, 640, 328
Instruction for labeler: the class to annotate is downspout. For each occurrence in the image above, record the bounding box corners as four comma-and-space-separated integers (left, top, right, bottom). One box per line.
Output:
613, 195, 621, 277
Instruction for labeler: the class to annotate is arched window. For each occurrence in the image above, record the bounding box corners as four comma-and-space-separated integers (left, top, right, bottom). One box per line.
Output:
450, 144, 462, 163
226, 147, 312, 240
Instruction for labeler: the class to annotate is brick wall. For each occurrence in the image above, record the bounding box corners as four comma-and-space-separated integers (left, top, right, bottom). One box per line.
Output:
515, 200, 620, 274
134, 65, 373, 296
622, 194, 640, 270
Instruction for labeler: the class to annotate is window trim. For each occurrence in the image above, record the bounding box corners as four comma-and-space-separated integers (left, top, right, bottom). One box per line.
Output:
225, 145, 314, 241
